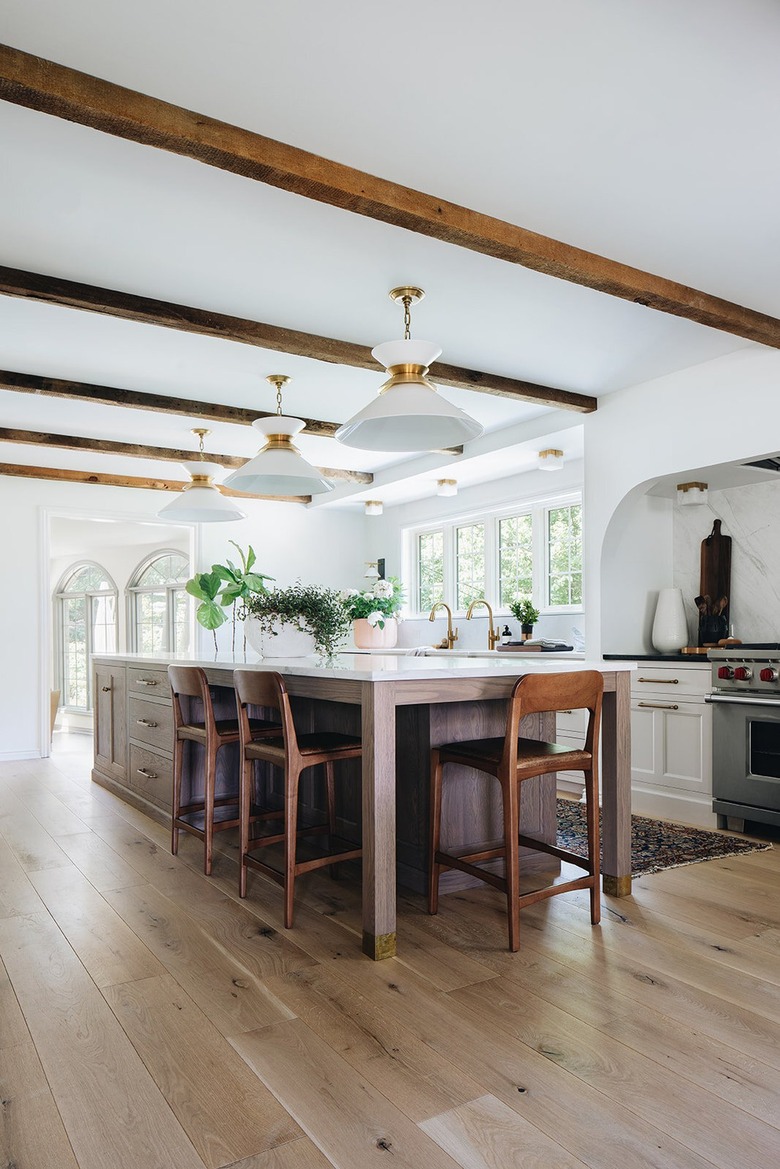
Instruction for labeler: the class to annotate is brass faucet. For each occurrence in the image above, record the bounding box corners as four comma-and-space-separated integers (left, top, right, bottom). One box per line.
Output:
466, 598, 500, 649
428, 601, 458, 649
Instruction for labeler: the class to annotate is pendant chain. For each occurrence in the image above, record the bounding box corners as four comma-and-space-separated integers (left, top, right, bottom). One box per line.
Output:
403, 295, 412, 341
275, 379, 283, 416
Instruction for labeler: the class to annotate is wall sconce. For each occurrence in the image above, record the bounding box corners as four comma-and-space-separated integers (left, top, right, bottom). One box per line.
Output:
437, 478, 458, 497
364, 561, 380, 580
364, 500, 383, 516
537, 448, 564, 471
677, 482, 709, 506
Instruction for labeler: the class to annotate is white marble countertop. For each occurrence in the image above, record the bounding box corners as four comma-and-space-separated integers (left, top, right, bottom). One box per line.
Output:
94, 650, 634, 683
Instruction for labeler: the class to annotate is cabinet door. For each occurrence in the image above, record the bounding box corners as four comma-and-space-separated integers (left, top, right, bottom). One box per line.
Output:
94, 664, 127, 781
631, 699, 712, 795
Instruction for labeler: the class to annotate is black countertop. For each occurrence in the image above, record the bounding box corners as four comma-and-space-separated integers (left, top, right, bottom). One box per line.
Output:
603, 652, 710, 662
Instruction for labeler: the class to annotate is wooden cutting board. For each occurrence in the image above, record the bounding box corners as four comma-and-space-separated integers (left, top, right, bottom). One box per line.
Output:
700, 519, 731, 627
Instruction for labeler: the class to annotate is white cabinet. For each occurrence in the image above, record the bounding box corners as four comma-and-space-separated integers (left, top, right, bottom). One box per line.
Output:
630, 663, 715, 828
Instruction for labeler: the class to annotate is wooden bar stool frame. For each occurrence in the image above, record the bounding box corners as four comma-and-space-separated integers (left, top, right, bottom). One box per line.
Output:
169, 664, 278, 876
428, 670, 604, 951
234, 668, 363, 929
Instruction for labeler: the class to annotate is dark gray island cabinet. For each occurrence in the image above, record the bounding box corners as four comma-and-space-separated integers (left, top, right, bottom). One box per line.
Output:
92, 652, 633, 959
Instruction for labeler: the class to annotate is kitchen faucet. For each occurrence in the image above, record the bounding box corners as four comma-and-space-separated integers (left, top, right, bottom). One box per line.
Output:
428, 602, 458, 649
465, 598, 500, 649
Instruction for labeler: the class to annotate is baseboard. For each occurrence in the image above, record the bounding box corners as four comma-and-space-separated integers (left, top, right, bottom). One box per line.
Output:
630, 785, 717, 830
0, 749, 40, 761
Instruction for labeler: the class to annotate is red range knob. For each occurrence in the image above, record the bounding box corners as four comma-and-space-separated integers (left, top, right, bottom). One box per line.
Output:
734, 666, 752, 681
760, 668, 778, 682
717, 666, 733, 679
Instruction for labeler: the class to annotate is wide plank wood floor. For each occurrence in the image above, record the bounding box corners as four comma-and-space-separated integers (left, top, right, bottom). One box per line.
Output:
2, 734, 780, 1169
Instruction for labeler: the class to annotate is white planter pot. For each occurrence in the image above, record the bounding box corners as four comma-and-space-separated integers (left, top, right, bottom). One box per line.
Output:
244, 615, 316, 658
651, 588, 688, 653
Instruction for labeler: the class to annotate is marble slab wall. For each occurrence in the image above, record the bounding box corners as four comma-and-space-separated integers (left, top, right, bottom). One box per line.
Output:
673, 479, 780, 644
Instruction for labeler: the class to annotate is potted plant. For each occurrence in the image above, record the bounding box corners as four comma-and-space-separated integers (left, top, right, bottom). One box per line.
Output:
509, 597, 540, 641
185, 543, 273, 653
341, 578, 404, 649
244, 582, 350, 658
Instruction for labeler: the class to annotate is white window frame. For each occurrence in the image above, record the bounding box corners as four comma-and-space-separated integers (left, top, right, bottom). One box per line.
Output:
54, 561, 119, 712
404, 490, 583, 618
127, 549, 191, 654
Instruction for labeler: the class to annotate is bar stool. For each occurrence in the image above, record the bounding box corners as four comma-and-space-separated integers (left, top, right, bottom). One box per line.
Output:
168, 665, 280, 875
428, 670, 603, 952
234, 668, 362, 928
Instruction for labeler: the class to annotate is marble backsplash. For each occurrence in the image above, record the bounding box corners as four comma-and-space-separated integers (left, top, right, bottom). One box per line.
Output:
673, 479, 780, 645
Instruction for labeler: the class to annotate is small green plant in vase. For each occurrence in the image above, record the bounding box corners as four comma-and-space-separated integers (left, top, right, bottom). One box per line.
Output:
509, 597, 540, 640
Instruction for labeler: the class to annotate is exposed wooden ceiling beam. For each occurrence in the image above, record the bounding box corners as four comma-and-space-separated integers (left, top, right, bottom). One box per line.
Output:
0, 425, 374, 485
0, 266, 595, 413
0, 44, 778, 348
0, 462, 310, 503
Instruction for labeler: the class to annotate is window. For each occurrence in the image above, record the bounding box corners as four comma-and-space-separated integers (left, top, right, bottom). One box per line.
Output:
408, 495, 582, 615
128, 551, 190, 654
56, 563, 118, 711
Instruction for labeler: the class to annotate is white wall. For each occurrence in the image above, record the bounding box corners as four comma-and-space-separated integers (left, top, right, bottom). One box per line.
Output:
0, 477, 366, 759
585, 348, 780, 654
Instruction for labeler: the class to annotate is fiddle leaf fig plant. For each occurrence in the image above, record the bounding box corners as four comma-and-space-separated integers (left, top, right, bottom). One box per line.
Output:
185, 570, 228, 651
185, 543, 275, 654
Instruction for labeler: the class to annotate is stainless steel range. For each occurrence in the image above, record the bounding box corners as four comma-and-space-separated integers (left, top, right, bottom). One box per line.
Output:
708, 644, 780, 830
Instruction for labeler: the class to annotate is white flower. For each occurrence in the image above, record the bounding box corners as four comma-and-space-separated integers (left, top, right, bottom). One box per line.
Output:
372, 579, 393, 599
366, 610, 386, 628
362, 591, 374, 600
338, 588, 359, 601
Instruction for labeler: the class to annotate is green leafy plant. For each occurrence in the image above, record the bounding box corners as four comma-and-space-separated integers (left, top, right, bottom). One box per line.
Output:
185, 543, 274, 652
339, 578, 404, 629
245, 583, 350, 658
509, 597, 540, 627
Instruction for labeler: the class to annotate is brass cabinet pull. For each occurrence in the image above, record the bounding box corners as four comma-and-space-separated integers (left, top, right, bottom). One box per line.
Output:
136, 767, 158, 779
637, 701, 679, 710
101, 685, 111, 692
136, 718, 158, 728
637, 677, 679, 684
559, 709, 574, 715
136, 679, 158, 687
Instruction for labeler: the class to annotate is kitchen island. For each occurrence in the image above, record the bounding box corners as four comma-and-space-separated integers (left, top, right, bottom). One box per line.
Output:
92, 651, 633, 959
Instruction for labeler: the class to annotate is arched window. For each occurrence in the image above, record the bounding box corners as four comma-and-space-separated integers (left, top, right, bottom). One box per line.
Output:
128, 550, 190, 654
56, 562, 118, 711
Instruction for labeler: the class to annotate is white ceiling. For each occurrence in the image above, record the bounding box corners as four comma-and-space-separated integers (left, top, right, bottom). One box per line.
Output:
2, 0, 778, 507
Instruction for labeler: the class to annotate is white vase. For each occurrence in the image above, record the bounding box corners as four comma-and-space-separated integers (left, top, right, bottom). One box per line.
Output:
244, 615, 316, 658
352, 617, 398, 650
651, 588, 688, 653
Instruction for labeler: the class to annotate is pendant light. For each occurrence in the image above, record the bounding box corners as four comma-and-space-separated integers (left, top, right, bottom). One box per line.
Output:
157, 429, 247, 522
223, 375, 334, 496
335, 287, 484, 452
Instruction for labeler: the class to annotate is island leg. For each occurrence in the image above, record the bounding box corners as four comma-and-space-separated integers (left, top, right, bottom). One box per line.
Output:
361, 680, 397, 959
600, 670, 632, 897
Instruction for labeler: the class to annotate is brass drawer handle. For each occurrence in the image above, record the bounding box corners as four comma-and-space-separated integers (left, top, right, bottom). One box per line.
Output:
637, 702, 679, 710
136, 718, 158, 728
136, 767, 158, 779
101, 685, 111, 692
637, 677, 679, 684
559, 710, 574, 715
136, 679, 159, 687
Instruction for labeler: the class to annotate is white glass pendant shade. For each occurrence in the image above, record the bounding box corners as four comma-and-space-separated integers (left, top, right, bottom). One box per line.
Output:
223, 417, 334, 496
336, 339, 484, 452
158, 461, 247, 523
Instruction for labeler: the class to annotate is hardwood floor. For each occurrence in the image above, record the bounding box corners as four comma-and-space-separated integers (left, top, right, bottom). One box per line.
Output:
2, 734, 780, 1169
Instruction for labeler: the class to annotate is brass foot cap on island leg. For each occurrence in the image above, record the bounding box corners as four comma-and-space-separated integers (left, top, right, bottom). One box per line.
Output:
603, 875, 632, 897
362, 931, 397, 961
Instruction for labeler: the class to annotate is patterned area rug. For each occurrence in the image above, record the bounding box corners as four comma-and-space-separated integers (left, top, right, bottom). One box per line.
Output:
556, 799, 772, 876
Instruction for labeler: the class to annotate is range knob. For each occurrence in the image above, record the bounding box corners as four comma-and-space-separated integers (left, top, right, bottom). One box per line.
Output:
734, 666, 752, 682
760, 667, 778, 683
717, 666, 733, 680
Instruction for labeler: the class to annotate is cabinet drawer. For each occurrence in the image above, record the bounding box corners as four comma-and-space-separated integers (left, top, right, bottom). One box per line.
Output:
128, 743, 173, 810
128, 666, 171, 699
555, 708, 588, 735
630, 699, 712, 794
631, 665, 711, 698
129, 695, 173, 753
